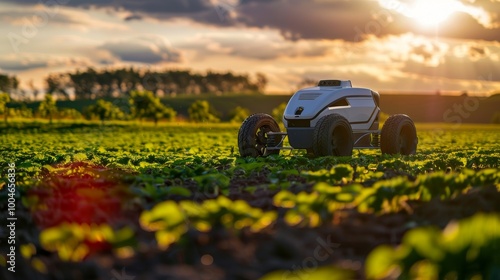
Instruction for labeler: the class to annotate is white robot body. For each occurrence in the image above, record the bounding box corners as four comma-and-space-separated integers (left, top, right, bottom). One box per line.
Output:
283, 80, 380, 149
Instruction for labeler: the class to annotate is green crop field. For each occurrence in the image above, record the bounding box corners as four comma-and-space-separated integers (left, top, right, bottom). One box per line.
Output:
1, 121, 499, 280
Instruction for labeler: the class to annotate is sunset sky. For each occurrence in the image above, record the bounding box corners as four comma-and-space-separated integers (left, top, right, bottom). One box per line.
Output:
1, 0, 499, 95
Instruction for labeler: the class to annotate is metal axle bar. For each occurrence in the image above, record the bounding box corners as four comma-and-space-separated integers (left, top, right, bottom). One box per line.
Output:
267, 132, 288, 136
266, 146, 294, 151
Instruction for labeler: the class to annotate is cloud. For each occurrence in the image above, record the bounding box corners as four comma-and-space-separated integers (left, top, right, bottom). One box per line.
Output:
457, 0, 500, 28
235, 0, 382, 41
361, 35, 500, 82
180, 31, 338, 60
378, 0, 500, 29
124, 14, 144, 21
402, 51, 500, 82
0, 58, 48, 71
0, 55, 92, 71
354, 33, 500, 82
279, 33, 500, 90
100, 36, 182, 64
286, 61, 500, 93
4, 0, 215, 17
4, 0, 499, 42
408, 42, 449, 67
392, 12, 500, 41
0, 4, 127, 31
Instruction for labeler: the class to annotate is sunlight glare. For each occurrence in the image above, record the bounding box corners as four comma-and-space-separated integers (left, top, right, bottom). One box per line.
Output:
407, 0, 460, 27
379, 0, 466, 27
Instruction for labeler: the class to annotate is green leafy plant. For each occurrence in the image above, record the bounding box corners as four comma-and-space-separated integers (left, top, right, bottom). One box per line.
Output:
129, 90, 177, 125
40, 224, 136, 262
84, 99, 124, 124
302, 164, 354, 185
188, 100, 220, 123
0, 92, 11, 123
140, 197, 277, 249
228, 106, 250, 123
38, 94, 58, 124
366, 213, 500, 280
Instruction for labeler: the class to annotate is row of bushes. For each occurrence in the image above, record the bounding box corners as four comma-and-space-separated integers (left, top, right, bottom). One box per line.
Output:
0, 91, 288, 125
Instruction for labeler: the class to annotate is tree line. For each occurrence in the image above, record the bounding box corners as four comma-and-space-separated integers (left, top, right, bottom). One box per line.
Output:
41, 68, 268, 100
1, 70, 318, 102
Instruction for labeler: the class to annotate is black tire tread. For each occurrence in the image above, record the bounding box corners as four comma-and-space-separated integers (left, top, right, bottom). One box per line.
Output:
381, 114, 417, 155
238, 113, 281, 157
312, 114, 353, 157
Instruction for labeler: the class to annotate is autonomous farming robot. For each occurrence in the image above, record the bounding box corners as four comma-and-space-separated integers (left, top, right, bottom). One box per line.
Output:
238, 80, 418, 157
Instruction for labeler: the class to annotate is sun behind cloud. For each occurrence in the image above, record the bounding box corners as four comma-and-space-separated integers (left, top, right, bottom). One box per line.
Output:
379, 0, 493, 28
407, 0, 460, 26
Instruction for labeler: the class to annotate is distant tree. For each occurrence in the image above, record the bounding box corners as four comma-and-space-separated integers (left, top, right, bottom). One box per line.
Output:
188, 100, 220, 123
255, 73, 268, 93
492, 112, 500, 124
0, 92, 11, 123
129, 90, 176, 125
84, 100, 124, 125
0, 74, 19, 95
228, 106, 250, 123
115, 67, 141, 97
28, 80, 39, 101
69, 68, 98, 100
38, 94, 57, 124
10, 105, 33, 119
58, 108, 83, 121
272, 102, 287, 123
13, 89, 29, 101
46, 74, 70, 100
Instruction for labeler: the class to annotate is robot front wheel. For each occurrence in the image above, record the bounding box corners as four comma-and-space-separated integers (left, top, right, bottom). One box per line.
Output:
238, 113, 282, 157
